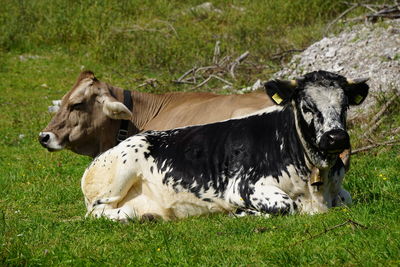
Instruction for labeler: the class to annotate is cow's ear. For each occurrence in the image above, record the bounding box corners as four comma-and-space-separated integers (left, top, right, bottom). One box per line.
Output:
264, 79, 298, 105
346, 78, 369, 105
103, 97, 132, 120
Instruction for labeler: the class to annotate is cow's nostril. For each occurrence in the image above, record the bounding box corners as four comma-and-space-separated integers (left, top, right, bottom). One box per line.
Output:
327, 134, 336, 145
40, 133, 50, 144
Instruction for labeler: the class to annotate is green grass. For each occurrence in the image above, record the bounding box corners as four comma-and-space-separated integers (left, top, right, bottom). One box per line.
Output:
1, 0, 399, 265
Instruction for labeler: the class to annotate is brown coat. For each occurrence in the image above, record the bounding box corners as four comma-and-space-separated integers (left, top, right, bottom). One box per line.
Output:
39, 71, 273, 157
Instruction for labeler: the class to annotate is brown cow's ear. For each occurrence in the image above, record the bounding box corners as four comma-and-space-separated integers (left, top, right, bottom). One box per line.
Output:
103, 97, 132, 120
79, 70, 96, 81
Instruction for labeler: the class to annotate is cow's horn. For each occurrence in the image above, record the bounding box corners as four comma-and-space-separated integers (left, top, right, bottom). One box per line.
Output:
290, 80, 298, 87
290, 76, 305, 87
347, 77, 369, 84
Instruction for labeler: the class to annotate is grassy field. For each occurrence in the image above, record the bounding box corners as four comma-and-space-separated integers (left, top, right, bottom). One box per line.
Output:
1, 0, 399, 265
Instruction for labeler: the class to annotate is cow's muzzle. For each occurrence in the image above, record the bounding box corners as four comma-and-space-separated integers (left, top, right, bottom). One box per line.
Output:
318, 129, 350, 154
38, 132, 63, 151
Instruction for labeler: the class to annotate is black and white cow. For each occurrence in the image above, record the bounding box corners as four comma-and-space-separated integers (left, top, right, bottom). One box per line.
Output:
81, 71, 369, 221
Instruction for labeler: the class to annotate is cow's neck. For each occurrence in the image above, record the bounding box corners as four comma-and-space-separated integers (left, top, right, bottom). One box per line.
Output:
130, 91, 173, 131
258, 107, 330, 191
269, 107, 314, 176
106, 85, 137, 147
106, 86, 174, 145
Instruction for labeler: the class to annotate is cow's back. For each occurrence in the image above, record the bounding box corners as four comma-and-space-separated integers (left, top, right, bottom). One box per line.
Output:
143, 90, 272, 131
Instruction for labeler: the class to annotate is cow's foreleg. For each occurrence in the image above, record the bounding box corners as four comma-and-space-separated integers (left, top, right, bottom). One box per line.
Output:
84, 151, 143, 221
247, 185, 297, 216
87, 204, 136, 223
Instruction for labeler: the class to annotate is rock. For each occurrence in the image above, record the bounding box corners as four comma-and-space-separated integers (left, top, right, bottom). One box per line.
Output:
239, 79, 263, 93
273, 19, 400, 119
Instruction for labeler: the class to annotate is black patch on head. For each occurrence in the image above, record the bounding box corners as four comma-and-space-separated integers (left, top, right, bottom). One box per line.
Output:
302, 71, 347, 86
150, 166, 154, 174
297, 71, 369, 106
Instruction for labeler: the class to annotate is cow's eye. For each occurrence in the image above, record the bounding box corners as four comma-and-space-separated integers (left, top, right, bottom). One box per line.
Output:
70, 103, 84, 110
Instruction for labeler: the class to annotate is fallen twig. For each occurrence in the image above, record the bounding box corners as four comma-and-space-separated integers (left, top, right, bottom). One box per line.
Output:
173, 44, 251, 89
213, 41, 221, 64
351, 139, 400, 154
190, 76, 212, 90
174, 67, 197, 83
138, 78, 158, 88
366, 4, 400, 22
290, 219, 367, 246
343, 3, 400, 23
229, 51, 250, 79
210, 75, 233, 86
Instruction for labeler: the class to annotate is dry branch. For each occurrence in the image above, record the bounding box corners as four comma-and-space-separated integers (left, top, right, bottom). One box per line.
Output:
342, 3, 400, 23
190, 76, 213, 90
213, 41, 221, 64
210, 75, 233, 86
174, 67, 197, 83
229, 51, 250, 79
138, 78, 158, 88
351, 139, 400, 154
173, 43, 252, 90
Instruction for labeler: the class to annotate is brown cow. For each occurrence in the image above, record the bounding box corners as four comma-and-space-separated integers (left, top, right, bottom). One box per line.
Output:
39, 71, 274, 157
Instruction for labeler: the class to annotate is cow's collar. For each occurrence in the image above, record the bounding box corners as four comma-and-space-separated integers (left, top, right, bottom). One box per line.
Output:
116, 90, 133, 144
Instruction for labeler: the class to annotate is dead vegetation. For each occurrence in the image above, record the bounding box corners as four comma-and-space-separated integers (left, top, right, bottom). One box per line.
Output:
325, 1, 400, 35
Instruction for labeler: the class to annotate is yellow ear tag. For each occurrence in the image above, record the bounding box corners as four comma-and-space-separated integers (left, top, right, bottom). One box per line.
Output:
354, 94, 363, 104
272, 93, 283, 104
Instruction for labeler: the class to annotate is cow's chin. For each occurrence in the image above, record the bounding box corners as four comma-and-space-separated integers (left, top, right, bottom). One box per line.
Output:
307, 148, 341, 170
69, 144, 98, 158
42, 142, 65, 152
46, 147, 63, 152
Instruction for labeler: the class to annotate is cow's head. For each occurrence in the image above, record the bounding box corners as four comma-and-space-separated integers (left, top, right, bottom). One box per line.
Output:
265, 70, 369, 169
39, 71, 132, 157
